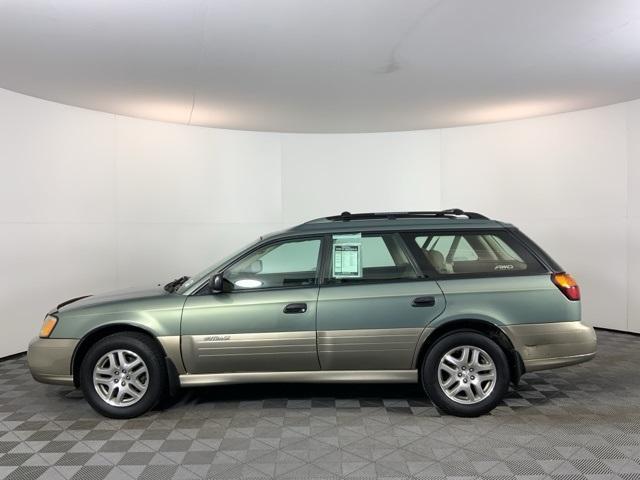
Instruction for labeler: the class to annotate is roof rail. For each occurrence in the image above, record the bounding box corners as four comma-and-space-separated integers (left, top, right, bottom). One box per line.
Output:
325, 209, 488, 221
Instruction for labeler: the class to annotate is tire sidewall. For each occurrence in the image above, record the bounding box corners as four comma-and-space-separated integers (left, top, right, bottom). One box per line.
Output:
421, 331, 509, 417
80, 334, 165, 419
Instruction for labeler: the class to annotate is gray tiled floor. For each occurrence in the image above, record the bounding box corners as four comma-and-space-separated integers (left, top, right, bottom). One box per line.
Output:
1, 329, 639, 479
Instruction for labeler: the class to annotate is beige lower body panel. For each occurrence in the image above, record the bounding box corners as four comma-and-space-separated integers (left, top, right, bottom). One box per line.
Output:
523, 352, 596, 371
157, 335, 186, 374
27, 337, 78, 386
31, 373, 75, 386
500, 321, 597, 372
180, 370, 418, 387
182, 331, 319, 374
318, 328, 422, 370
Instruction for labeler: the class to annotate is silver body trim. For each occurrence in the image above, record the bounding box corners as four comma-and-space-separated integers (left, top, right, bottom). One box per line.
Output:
179, 369, 418, 386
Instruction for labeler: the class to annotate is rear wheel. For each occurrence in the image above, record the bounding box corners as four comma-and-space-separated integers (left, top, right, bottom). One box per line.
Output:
80, 333, 166, 419
421, 331, 509, 416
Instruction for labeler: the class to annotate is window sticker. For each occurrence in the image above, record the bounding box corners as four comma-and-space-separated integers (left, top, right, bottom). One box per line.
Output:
332, 243, 362, 278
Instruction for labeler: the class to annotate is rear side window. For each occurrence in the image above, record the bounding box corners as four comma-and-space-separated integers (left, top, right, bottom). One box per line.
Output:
408, 231, 545, 276
325, 232, 418, 284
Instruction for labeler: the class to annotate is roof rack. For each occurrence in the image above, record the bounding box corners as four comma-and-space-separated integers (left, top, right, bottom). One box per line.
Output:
325, 208, 488, 221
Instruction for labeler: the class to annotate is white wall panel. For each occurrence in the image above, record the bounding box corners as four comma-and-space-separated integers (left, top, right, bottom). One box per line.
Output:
0, 89, 115, 224
440, 104, 629, 331
281, 131, 441, 224
0, 89, 118, 358
440, 104, 627, 221
518, 218, 627, 330
115, 222, 282, 287
115, 116, 282, 225
627, 100, 640, 333
0, 224, 117, 357
0, 87, 638, 358
627, 220, 640, 333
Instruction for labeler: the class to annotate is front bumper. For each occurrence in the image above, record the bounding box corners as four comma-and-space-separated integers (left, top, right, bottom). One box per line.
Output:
500, 321, 597, 372
27, 337, 78, 386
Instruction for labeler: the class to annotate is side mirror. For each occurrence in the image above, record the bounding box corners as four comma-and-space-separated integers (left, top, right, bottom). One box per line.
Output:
209, 273, 225, 294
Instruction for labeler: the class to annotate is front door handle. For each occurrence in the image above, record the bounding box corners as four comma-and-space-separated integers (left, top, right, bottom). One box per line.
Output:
283, 303, 307, 314
412, 296, 436, 307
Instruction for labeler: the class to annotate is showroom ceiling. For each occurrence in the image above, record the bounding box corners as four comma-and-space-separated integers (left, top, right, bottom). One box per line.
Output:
1, 0, 639, 133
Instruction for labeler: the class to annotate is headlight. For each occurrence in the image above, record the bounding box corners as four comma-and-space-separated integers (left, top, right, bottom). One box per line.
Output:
39, 315, 58, 338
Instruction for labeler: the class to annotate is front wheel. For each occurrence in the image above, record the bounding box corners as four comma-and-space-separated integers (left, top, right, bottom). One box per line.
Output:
80, 332, 166, 419
421, 331, 510, 417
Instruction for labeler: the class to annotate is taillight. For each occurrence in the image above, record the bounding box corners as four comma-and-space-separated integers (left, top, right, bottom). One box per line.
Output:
552, 273, 580, 301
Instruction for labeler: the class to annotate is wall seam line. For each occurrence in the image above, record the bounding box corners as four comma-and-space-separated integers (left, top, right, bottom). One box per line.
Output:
625, 103, 631, 332
279, 133, 285, 227
113, 113, 119, 289
439, 128, 444, 210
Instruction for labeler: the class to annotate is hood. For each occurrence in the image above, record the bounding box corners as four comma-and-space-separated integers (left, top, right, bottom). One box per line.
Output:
56, 286, 172, 313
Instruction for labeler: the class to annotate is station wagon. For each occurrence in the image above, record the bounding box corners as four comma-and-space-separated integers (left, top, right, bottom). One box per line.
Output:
28, 209, 597, 418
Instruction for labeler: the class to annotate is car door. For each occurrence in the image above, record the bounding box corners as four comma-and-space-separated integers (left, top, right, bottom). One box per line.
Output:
181, 236, 323, 374
405, 230, 553, 326
316, 231, 445, 370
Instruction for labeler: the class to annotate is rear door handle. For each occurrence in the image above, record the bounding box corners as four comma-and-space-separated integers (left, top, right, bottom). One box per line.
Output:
412, 296, 436, 307
283, 303, 307, 314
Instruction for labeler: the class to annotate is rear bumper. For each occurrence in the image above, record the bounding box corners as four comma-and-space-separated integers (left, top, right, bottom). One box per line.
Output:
27, 337, 77, 386
500, 321, 597, 372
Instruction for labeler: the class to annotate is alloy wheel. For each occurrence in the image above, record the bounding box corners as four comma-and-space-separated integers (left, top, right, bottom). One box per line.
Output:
437, 345, 497, 404
92, 349, 149, 407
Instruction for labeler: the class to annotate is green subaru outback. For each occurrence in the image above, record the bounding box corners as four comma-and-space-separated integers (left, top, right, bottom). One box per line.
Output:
28, 209, 596, 418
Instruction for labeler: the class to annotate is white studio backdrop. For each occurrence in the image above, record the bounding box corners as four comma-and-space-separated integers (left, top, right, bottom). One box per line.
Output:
1, 87, 638, 358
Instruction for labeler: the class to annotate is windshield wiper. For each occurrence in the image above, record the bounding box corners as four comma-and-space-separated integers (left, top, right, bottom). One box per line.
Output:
164, 276, 189, 293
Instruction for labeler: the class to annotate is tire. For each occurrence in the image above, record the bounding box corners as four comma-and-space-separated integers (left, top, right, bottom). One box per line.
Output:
421, 331, 509, 417
79, 332, 167, 419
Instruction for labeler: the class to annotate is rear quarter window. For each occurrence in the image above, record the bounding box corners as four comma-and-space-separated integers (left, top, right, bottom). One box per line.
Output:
408, 231, 546, 277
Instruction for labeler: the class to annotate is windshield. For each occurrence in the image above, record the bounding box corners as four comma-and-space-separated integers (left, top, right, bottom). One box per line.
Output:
174, 237, 262, 294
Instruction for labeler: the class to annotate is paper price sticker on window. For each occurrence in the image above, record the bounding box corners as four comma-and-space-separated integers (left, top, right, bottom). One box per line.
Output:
332, 243, 362, 278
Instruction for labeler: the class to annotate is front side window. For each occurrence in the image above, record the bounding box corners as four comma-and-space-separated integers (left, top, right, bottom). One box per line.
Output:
410, 232, 544, 276
225, 238, 321, 290
326, 233, 418, 284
